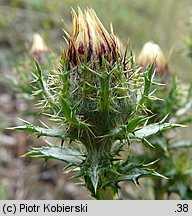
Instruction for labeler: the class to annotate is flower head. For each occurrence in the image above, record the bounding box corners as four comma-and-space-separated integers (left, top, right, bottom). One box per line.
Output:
29, 33, 48, 60
137, 41, 169, 78
64, 8, 122, 67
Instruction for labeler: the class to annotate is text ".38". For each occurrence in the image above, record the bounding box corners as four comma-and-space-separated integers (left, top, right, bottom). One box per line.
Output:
175, 204, 188, 213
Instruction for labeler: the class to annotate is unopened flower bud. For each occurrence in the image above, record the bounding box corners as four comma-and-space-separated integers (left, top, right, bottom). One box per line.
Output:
64, 8, 121, 68
29, 33, 48, 61
137, 41, 169, 80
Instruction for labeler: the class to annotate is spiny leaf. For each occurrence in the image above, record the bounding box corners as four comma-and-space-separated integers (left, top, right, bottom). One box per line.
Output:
90, 164, 99, 194
129, 49, 135, 69
102, 118, 179, 142
102, 163, 167, 186
139, 64, 154, 105
117, 167, 166, 184
9, 122, 66, 140
134, 122, 183, 139
59, 96, 72, 121
99, 68, 112, 112
127, 116, 147, 133
59, 96, 78, 124
24, 145, 85, 165
82, 160, 100, 195
34, 60, 60, 112
144, 65, 153, 95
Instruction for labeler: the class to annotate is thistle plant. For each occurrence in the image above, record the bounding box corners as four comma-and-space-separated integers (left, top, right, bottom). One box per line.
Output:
8, 33, 58, 117
12, 8, 182, 200
136, 41, 192, 199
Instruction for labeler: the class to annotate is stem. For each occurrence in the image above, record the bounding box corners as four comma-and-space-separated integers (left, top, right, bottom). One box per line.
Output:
154, 179, 165, 199
81, 130, 116, 200
97, 187, 115, 200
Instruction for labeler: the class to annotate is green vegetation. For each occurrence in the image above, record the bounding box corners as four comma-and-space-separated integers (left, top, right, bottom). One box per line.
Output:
1, 0, 192, 200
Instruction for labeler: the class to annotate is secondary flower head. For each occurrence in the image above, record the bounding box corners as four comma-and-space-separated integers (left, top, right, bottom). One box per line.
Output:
137, 41, 169, 78
29, 33, 48, 60
64, 8, 122, 67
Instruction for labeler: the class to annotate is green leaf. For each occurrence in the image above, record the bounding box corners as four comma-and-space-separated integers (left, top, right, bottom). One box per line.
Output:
24, 145, 85, 165
117, 167, 166, 184
127, 116, 147, 133
90, 164, 100, 194
82, 160, 100, 195
35, 60, 42, 77
59, 96, 72, 120
34, 61, 60, 112
9, 121, 66, 140
139, 64, 154, 105
130, 49, 135, 69
169, 140, 192, 149
143, 64, 154, 97
103, 163, 167, 186
59, 96, 78, 124
99, 68, 112, 112
134, 122, 183, 139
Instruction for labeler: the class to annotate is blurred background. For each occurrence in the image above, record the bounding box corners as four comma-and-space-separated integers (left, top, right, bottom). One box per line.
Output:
0, 0, 192, 199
